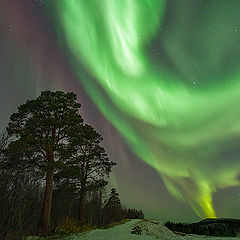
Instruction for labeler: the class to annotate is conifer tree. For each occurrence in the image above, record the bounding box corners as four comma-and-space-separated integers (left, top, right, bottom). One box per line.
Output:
105, 188, 121, 209
5, 90, 116, 233
58, 124, 116, 222
5, 91, 83, 235
104, 188, 122, 223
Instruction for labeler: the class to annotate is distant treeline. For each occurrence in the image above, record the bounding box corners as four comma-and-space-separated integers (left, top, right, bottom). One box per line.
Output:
165, 218, 240, 237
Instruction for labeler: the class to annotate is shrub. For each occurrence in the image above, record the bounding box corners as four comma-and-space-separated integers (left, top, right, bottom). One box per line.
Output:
55, 217, 95, 235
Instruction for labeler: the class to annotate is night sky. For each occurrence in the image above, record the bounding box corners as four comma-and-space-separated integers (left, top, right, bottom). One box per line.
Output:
1, 0, 240, 222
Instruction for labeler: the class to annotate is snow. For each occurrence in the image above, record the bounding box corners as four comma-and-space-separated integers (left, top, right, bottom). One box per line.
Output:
61, 219, 240, 240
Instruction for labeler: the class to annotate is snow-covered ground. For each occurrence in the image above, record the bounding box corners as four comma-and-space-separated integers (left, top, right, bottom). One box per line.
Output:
61, 219, 240, 240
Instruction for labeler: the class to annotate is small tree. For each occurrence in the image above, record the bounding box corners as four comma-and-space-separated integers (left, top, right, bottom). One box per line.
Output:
6, 91, 83, 235
104, 188, 122, 224
105, 188, 121, 209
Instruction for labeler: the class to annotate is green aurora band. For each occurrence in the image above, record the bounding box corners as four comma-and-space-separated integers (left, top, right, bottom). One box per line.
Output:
48, 0, 240, 217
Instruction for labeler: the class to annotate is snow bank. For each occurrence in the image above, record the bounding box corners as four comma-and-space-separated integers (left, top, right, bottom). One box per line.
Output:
62, 219, 240, 240
63, 219, 156, 240
131, 219, 177, 239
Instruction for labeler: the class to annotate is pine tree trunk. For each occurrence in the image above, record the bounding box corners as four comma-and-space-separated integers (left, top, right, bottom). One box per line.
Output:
42, 160, 54, 235
78, 191, 85, 222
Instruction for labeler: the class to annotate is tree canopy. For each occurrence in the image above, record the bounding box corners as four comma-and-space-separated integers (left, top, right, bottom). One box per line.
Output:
5, 90, 116, 234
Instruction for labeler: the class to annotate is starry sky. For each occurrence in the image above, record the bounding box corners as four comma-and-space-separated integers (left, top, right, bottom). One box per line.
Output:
1, 0, 240, 222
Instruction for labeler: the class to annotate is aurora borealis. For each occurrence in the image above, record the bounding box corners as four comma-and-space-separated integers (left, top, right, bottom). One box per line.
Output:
1, 0, 240, 220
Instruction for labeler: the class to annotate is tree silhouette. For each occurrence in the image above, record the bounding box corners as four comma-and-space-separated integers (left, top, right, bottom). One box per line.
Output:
6, 91, 83, 235
105, 188, 121, 209
57, 124, 116, 222
104, 188, 122, 223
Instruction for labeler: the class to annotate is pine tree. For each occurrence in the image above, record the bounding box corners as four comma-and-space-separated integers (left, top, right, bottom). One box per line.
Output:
3, 90, 116, 233
105, 188, 121, 209
58, 124, 116, 222
104, 188, 122, 224
5, 91, 84, 235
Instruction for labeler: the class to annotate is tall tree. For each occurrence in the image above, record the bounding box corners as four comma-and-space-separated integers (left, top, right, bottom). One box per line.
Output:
6, 91, 83, 235
58, 124, 116, 222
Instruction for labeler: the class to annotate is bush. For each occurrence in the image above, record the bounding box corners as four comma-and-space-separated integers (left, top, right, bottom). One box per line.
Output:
55, 217, 95, 235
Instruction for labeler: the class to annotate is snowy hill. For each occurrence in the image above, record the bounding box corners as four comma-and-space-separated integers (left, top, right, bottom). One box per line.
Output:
197, 218, 240, 225
62, 219, 240, 240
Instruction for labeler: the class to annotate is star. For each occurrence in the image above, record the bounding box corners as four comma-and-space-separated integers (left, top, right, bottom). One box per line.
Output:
8, 24, 14, 32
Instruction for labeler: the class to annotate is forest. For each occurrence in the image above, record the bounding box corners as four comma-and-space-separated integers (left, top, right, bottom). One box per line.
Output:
165, 218, 240, 237
0, 91, 144, 240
